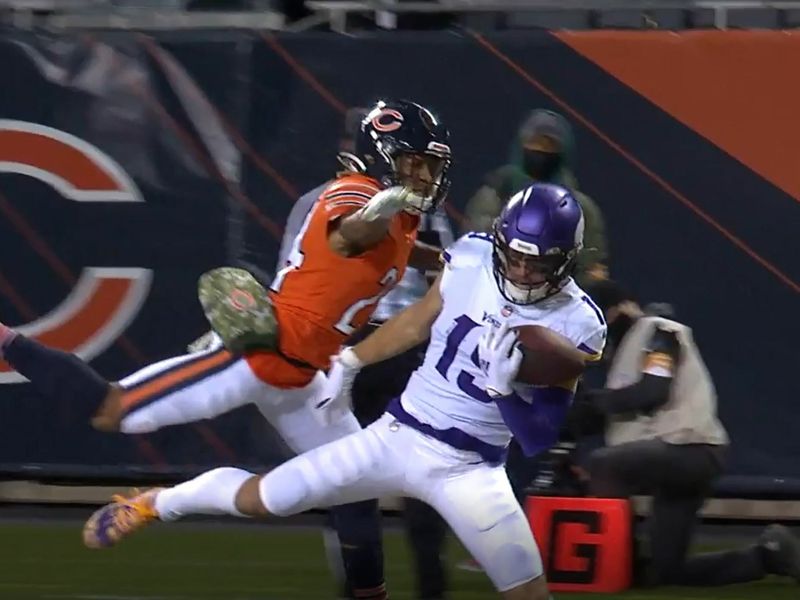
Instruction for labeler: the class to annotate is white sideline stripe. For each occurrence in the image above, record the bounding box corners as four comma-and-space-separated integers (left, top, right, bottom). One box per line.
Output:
0, 583, 67, 589
2, 480, 800, 520
44, 596, 190, 600
42, 592, 295, 600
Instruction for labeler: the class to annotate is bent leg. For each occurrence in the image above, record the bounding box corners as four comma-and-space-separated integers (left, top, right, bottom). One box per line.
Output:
257, 415, 405, 517
118, 350, 259, 433
423, 462, 546, 597
2, 334, 112, 424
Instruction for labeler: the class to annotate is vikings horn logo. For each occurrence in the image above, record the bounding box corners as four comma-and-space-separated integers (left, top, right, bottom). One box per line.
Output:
0, 120, 151, 384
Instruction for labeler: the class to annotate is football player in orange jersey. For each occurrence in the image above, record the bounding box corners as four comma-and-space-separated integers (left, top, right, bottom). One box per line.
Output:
0, 99, 451, 600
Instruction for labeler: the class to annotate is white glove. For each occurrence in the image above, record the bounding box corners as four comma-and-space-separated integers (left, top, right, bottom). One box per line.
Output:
478, 321, 523, 398
310, 347, 363, 426
358, 185, 424, 221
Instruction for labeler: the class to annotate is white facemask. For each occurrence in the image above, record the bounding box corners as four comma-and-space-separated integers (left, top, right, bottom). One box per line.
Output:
500, 278, 551, 304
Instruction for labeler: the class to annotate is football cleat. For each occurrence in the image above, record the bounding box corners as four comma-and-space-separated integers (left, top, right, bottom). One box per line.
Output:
760, 524, 800, 582
82, 488, 162, 549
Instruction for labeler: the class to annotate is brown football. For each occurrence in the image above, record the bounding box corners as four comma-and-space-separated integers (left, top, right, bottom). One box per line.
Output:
515, 325, 586, 386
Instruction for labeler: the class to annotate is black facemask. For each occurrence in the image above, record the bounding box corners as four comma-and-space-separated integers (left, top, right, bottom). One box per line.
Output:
523, 150, 563, 181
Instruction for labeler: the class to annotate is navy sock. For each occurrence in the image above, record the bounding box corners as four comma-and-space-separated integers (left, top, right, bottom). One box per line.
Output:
4, 335, 111, 411
331, 500, 387, 599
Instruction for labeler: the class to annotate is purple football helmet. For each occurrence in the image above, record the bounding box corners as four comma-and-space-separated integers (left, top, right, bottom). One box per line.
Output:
492, 183, 584, 304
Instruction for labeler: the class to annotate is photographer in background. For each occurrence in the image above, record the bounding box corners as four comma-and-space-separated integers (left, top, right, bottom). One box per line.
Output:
570, 280, 800, 587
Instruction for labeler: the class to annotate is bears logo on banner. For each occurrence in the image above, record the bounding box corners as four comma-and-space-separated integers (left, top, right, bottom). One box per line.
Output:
0, 120, 152, 384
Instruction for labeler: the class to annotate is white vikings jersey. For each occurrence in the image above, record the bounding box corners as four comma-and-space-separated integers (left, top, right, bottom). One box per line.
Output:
399, 232, 606, 453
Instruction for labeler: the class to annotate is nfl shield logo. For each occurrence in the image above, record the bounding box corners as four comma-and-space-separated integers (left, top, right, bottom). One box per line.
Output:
501, 305, 514, 317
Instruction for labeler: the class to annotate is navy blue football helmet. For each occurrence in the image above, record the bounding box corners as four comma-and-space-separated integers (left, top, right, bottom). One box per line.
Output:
338, 99, 452, 213
492, 183, 584, 304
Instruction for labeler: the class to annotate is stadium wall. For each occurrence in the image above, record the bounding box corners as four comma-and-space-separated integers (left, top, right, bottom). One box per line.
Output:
0, 28, 797, 493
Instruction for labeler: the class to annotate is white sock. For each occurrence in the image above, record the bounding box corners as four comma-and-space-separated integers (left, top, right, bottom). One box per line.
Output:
154, 467, 253, 521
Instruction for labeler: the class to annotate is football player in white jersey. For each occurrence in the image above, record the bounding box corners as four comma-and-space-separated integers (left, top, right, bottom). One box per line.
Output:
81, 183, 606, 600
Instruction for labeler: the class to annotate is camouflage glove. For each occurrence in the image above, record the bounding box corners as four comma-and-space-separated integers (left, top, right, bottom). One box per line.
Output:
197, 267, 279, 354
358, 185, 423, 220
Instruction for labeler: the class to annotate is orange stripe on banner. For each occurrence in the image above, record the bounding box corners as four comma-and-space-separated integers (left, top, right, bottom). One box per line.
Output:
137, 34, 300, 209
0, 189, 142, 364
0, 191, 76, 285
469, 31, 800, 296
553, 30, 800, 204
137, 86, 284, 239
38, 279, 133, 350
121, 349, 233, 409
0, 268, 37, 320
260, 32, 348, 114
193, 423, 239, 463
0, 130, 120, 191
0, 277, 140, 375
136, 437, 168, 469
259, 31, 468, 226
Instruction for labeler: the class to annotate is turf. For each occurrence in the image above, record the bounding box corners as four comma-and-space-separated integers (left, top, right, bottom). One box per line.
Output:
0, 522, 797, 599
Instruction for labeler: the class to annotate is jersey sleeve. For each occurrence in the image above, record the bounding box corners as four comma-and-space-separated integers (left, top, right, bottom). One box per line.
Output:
496, 386, 575, 457
440, 232, 493, 294
570, 294, 607, 362
319, 177, 381, 221
277, 183, 327, 270
577, 325, 606, 362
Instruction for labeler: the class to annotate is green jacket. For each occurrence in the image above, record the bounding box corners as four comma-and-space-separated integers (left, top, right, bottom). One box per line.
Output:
462, 110, 608, 286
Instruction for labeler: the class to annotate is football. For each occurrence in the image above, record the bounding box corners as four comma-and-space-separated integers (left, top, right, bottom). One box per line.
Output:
514, 325, 586, 386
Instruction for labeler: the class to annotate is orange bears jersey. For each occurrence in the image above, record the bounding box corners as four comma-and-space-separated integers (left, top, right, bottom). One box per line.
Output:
245, 174, 418, 387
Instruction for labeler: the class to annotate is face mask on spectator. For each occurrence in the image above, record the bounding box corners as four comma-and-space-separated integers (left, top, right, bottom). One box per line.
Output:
523, 149, 563, 181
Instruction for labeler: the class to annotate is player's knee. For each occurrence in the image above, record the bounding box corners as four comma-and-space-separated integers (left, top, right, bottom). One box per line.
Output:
501, 574, 549, 600
118, 410, 158, 434
491, 541, 542, 593
233, 474, 270, 517
529, 576, 550, 600
91, 387, 125, 432
257, 463, 313, 517
482, 512, 545, 595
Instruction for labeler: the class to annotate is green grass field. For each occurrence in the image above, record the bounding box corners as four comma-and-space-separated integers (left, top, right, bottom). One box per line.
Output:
0, 522, 797, 599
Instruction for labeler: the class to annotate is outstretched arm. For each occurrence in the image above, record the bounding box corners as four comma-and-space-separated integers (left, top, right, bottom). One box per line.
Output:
330, 211, 391, 254
348, 273, 443, 367
328, 186, 418, 256
311, 275, 443, 426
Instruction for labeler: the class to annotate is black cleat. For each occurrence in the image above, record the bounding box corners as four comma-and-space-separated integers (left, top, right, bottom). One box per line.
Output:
760, 524, 800, 582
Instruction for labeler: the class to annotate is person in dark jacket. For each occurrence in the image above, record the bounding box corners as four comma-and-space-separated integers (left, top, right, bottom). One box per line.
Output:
463, 109, 608, 286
